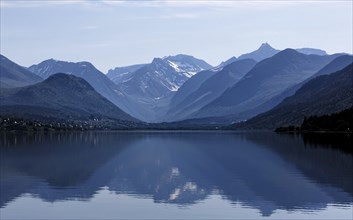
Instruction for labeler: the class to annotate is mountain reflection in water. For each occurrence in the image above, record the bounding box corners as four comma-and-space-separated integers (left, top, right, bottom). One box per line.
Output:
1, 131, 352, 218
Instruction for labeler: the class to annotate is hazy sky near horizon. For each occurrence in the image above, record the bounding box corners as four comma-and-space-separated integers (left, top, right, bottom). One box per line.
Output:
1, 0, 352, 72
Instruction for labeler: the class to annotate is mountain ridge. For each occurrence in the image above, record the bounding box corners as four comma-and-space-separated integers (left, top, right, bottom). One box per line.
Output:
114, 54, 212, 121
194, 49, 341, 120
0, 54, 43, 88
237, 43, 279, 62
27, 58, 138, 118
0, 73, 139, 123
164, 59, 257, 122
234, 62, 353, 129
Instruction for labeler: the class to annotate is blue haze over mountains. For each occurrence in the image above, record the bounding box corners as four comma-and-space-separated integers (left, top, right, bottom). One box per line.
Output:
0, 43, 352, 128
193, 49, 341, 120
235, 62, 353, 129
163, 59, 257, 122
243, 54, 353, 121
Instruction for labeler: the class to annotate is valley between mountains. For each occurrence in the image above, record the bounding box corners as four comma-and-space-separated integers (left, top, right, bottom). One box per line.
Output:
1, 43, 352, 131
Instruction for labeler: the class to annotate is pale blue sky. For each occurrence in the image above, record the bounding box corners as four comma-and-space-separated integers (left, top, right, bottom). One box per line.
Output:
1, 0, 352, 73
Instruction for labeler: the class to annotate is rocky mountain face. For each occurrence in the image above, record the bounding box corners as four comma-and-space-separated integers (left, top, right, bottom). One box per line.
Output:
114, 54, 212, 121
107, 63, 147, 85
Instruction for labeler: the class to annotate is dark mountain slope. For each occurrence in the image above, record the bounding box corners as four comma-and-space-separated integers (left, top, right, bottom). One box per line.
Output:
28, 59, 135, 118
164, 59, 257, 122
312, 54, 353, 77
235, 63, 353, 129
196, 49, 340, 119
241, 54, 353, 118
300, 107, 353, 132
0, 55, 42, 88
0, 73, 138, 122
169, 69, 215, 109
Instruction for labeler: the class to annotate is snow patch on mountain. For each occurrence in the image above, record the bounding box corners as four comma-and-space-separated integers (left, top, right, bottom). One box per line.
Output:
114, 54, 212, 121
164, 59, 206, 78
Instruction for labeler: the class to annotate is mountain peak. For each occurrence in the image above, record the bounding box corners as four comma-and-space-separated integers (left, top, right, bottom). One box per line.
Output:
46, 72, 79, 81
29, 59, 103, 80
42, 58, 53, 62
265, 48, 303, 62
258, 42, 275, 51
151, 57, 164, 65
37, 58, 61, 65
78, 61, 94, 68
162, 54, 194, 60
218, 56, 238, 68
150, 54, 211, 73
279, 48, 302, 56
238, 43, 279, 62
44, 73, 98, 92
296, 48, 328, 56
37, 59, 94, 68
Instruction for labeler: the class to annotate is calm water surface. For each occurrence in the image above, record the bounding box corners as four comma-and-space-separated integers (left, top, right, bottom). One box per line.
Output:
0, 131, 352, 219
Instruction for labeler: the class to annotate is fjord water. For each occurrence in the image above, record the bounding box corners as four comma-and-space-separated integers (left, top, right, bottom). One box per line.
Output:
0, 132, 352, 219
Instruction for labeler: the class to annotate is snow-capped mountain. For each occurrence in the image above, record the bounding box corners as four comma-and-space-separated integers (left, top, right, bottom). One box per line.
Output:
26, 55, 211, 122
162, 54, 211, 77
116, 54, 212, 121
113, 54, 211, 90
107, 54, 210, 87
107, 63, 147, 85
163, 59, 257, 122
